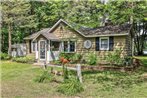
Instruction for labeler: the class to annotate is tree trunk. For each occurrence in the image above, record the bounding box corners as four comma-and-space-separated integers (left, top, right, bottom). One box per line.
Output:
138, 51, 143, 55
8, 23, 12, 55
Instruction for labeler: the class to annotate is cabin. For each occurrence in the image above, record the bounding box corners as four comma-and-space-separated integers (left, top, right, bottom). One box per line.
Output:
24, 19, 133, 63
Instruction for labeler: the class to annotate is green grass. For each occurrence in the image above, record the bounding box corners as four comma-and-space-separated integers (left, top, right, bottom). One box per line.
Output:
135, 56, 147, 67
1, 57, 147, 98
1, 61, 63, 98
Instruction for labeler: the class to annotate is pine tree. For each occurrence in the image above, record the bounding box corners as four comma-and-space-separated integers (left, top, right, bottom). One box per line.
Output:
1, 0, 37, 55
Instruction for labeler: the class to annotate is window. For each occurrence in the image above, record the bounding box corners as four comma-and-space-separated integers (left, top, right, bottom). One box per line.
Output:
63, 41, 75, 52
96, 37, 114, 51
96, 37, 99, 51
51, 41, 60, 51
100, 37, 109, 50
32, 41, 36, 52
70, 41, 75, 52
63, 41, 68, 52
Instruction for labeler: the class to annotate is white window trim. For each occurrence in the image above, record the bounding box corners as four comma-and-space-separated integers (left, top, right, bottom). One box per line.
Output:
39, 40, 47, 60
31, 41, 37, 52
62, 41, 76, 53
99, 37, 109, 51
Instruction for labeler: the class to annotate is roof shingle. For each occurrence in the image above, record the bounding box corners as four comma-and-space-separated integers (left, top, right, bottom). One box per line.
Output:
78, 24, 131, 36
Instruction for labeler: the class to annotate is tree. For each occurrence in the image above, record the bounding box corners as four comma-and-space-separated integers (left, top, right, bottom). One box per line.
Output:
1, 0, 37, 55
1, 0, 146, 55
58, 0, 103, 28
106, 0, 147, 55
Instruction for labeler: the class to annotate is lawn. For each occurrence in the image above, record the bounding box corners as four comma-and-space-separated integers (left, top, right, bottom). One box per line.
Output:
1, 57, 147, 98
135, 56, 147, 67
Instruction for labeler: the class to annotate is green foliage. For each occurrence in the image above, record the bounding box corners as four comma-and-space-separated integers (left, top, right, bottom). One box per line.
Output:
2, 60, 147, 97
102, 75, 142, 90
59, 53, 82, 64
106, 49, 124, 65
0, 52, 11, 60
12, 55, 35, 63
84, 70, 144, 91
2, 1, 37, 28
57, 78, 84, 95
62, 64, 69, 80
70, 53, 82, 64
2, 0, 147, 55
85, 53, 97, 65
59, 52, 73, 60
1, 0, 38, 54
108, 1, 147, 24
33, 71, 54, 83
124, 56, 133, 65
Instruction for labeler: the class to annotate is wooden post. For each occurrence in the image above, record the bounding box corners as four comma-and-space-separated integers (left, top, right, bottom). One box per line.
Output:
43, 61, 47, 70
76, 64, 82, 83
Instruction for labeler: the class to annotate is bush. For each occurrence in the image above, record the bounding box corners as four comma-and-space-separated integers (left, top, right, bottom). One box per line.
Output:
0, 52, 11, 60
12, 55, 35, 63
34, 71, 54, 83
59, 52, 73, 60
124, 56, 133, 65
70, 53, 82, 64
57, 78, 84, 95
59, 53, 82, 64
86, 53, 97, 65
106, 49, 124, 65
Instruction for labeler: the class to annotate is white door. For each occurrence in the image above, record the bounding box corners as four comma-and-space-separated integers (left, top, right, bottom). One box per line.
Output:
39, 40, 46, 60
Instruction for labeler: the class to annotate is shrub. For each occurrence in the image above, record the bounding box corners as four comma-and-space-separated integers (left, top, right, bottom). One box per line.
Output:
86, 53, 97, 65
124, 56, 133, 65
12, 55, 35, 63
57, 78, 84, 95
70, 53, 82, 64
59, 52, 73, 60
34, 71, 54, 83
0, 52, 11, 60
59, 53, 82, 64
106, 49, 124, 65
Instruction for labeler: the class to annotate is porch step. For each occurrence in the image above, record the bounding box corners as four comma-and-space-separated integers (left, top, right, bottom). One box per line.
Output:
33, 61, 49, 66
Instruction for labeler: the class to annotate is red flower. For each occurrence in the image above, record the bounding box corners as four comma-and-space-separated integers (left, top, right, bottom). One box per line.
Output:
60, 57, 64, 62
62, 59, 69, 64
60, 57, 69, 64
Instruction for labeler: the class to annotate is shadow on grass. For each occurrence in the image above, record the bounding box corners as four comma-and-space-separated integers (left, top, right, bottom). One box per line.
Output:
82, 70, 129, 76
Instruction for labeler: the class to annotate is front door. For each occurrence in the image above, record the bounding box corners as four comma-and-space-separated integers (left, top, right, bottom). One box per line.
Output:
39, 40, 46, 60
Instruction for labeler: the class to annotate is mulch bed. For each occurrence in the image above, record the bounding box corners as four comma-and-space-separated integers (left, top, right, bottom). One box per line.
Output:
66, 64, 139, 72
80, 65, 138, 72
50, 58, 142, 72
66, 58, 142, 72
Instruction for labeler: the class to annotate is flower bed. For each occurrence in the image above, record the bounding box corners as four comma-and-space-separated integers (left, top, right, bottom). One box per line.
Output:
66, 58, 142, 72
80, 65, 138, 72
66, 64, 140, 72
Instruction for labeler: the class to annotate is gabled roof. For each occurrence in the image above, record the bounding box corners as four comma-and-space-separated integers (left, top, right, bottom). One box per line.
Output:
24, 28, 50, 40
47, 19, 86, 37
24, 19, 132, 40
24, 28, 60, 41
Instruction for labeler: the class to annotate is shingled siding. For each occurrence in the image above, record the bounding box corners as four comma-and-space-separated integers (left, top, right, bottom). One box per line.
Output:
52, 23, 129, 59
126, 33, 133, 56
95, 36, 127, 59
25, 40, 30, 54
